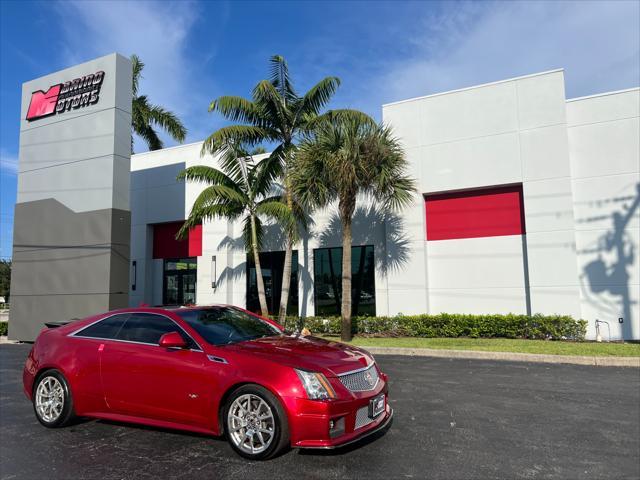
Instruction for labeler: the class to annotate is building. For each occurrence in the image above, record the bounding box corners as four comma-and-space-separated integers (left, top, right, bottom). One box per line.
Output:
128, 70, 639, 340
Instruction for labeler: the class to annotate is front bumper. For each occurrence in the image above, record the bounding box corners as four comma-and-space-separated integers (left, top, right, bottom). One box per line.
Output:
300, 407, 393, 449
287, 379, 392, 449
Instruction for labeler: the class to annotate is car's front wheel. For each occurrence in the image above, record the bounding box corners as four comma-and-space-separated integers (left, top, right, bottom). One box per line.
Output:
224, 384, 289, 460
32, 370, 75, 428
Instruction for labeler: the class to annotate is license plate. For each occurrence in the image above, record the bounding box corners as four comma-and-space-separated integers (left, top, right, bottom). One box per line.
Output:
369, 393, 385, 418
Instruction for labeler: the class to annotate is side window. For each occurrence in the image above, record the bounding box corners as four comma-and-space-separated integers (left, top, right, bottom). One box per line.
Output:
75, 314, 129, 339
116, 313, 198, 348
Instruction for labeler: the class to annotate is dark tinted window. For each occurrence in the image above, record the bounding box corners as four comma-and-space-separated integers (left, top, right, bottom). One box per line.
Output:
116, 313, 198, 348
177, 308, 282, 346
75, 314, 129, 339
314, 245, 376, 316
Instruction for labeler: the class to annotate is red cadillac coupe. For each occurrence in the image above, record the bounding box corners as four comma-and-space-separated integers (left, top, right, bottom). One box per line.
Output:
23, 306, 392, 459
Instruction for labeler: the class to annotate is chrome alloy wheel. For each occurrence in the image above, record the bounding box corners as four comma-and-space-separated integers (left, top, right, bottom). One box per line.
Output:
35, 376, 64, 423
227, 394, 275, 454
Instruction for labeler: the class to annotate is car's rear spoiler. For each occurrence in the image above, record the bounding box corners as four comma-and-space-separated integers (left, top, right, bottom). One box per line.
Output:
44, 321, 73, 329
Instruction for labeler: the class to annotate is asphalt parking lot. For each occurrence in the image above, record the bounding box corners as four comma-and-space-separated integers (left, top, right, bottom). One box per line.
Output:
1, 344, 639, 480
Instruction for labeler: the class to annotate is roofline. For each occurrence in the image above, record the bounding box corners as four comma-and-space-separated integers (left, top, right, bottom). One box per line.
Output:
382, 68, 564, 108
566, 86, 640, 103
132, 140, 204, 158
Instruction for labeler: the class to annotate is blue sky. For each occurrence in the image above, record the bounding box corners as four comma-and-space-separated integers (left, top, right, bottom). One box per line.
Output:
1, 0, 639, 260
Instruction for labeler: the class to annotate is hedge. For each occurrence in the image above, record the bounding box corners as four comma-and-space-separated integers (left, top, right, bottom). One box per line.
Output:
280, 313, 587, 341
0, 322, 7, 336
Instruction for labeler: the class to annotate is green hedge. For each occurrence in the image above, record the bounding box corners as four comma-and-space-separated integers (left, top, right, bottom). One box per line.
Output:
281, 313, 587, 341
0, 322, 7, 336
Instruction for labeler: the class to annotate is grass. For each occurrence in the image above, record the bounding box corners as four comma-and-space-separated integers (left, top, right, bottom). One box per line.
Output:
319, 336, 640, 357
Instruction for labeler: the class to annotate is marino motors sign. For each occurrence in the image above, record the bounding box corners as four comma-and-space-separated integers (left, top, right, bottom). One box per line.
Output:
26, 70, 105, 121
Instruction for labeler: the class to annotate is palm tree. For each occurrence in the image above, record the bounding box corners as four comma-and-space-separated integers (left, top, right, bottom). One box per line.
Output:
292, 112, 417, 341
176, 144, 295, 317
201, 55, 343, 323
131, 54, 187, 153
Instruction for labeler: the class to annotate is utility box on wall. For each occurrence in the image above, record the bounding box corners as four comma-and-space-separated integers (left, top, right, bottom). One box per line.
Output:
9, 53, 132, 341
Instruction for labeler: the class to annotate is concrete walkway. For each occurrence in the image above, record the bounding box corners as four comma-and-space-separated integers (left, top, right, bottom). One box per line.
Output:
366, 346, 640, 367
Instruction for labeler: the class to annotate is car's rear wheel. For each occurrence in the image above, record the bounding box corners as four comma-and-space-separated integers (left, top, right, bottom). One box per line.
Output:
33, 370, 75, 428
224, 384, 289, 460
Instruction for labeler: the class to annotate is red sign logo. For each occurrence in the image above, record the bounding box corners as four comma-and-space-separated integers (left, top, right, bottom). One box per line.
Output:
26, 71, 105, 121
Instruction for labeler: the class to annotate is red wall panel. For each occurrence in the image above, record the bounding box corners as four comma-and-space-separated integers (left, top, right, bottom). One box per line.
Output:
153, 222, 202, 259
425, 185, 525, 241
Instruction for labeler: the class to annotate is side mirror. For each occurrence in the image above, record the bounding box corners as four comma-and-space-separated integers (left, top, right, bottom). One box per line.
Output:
159, 331, 187, 349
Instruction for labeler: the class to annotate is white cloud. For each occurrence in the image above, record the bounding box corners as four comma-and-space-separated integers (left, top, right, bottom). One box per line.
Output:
55, 0, 227, 149
377, 1, 640, 104
0, 149, 18, 176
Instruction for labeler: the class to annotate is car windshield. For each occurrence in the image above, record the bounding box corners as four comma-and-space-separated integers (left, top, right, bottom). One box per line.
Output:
176, 307, 282, 346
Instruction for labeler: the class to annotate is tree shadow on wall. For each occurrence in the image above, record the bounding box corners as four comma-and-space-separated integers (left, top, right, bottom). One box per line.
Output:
580, 183, 639, 339
316, 204, 411, 276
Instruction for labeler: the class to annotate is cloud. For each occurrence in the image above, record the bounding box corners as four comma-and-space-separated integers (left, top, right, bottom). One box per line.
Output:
0, 149, 18, 176
376, 1, 640, 105
54, 0, 227, 149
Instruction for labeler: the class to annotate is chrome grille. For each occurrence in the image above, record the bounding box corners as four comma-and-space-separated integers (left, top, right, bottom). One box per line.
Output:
338, 364, 379, 392
354, 405, 375, 430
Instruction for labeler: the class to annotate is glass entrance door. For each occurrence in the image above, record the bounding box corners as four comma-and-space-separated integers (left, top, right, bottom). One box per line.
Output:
163, 258, 197, 305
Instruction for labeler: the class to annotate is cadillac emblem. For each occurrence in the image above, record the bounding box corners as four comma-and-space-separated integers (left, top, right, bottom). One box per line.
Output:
364, 371, 374, 386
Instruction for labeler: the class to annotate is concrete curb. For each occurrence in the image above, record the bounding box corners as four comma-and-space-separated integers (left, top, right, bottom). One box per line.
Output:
365, 346, 640, 367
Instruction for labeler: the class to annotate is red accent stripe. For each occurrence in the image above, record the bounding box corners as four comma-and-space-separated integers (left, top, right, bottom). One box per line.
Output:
152, 222, 202, 259
425, 185, 525, 241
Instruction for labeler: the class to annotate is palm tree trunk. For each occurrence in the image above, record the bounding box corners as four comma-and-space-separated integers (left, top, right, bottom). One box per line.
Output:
278, 182, 295, 324
278, 239, 293, 323
251, 214, 269, 317
340, 198, 355, 342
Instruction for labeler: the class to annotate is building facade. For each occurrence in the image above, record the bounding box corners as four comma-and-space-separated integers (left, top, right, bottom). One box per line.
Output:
129, 70, 639, 340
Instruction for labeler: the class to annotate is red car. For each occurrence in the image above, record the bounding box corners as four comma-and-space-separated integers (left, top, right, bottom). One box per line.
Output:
23, 306, 392, 459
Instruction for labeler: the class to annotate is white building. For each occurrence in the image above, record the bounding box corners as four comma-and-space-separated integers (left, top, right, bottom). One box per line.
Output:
129, 70, 639, 340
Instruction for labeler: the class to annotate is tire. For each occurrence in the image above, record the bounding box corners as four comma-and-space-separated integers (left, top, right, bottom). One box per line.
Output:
223, 384, 289, 460
32, 370, 76, 428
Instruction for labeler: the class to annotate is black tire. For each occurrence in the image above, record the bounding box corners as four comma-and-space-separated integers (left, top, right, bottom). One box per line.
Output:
223, 384, 289, 460
32, 369, 76, 428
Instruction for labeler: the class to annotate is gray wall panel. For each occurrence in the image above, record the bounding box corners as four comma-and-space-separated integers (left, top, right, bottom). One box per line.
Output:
10, 53, 132, 341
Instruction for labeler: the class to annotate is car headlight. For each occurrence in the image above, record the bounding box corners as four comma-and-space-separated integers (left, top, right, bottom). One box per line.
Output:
295, 369, 336, 400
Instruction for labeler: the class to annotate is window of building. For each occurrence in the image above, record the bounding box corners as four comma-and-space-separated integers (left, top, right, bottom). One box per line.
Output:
246, 251, 298, 316
425, 184, 525, 241
74, 314, 129, 339
163, 258, 197, 305
313, 245, 376, 316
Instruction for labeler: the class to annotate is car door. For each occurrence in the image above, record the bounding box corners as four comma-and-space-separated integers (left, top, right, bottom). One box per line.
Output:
68, 313, 131, 413
99, 313, 213, 427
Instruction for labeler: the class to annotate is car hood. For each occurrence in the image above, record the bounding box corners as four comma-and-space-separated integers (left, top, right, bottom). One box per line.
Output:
223, 335, 373, 377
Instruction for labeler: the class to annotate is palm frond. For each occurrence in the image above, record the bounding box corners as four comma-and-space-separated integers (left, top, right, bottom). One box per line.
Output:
256, 199, 294, 228
298, 77, 341, 117
130, 54, 143, 97
177, 165, 238, 188
269, 55, 297, 103
209, 96, 264, 126
147, 105, 187, 143
201, 125, 272, 156
135, 121, 163, 151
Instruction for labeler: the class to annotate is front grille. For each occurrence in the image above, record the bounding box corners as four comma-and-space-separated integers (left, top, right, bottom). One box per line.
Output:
338, 364, 379, 392
354, 405, 376, 430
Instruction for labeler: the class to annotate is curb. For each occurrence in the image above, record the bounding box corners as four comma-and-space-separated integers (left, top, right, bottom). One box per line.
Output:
365, 346, 640, 368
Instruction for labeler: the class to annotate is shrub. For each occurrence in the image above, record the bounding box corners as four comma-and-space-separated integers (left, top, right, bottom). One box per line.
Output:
280, 313, 587, 341
0, 322, 8, 336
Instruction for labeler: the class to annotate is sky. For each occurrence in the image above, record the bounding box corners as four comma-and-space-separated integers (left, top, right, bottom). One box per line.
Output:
0, 0, 639, 260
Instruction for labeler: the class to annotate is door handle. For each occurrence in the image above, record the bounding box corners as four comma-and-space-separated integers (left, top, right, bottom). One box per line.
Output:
98, 343, 105, 352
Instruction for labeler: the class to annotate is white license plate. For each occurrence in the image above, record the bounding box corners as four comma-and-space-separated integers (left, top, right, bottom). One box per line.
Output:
369, 393, 385, 418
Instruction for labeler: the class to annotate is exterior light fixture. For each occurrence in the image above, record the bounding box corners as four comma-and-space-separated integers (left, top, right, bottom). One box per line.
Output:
211, 255, 217, 289
131, 260, 137, 291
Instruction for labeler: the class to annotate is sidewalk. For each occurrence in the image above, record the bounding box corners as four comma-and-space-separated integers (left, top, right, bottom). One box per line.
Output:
366, 346, 640, 367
